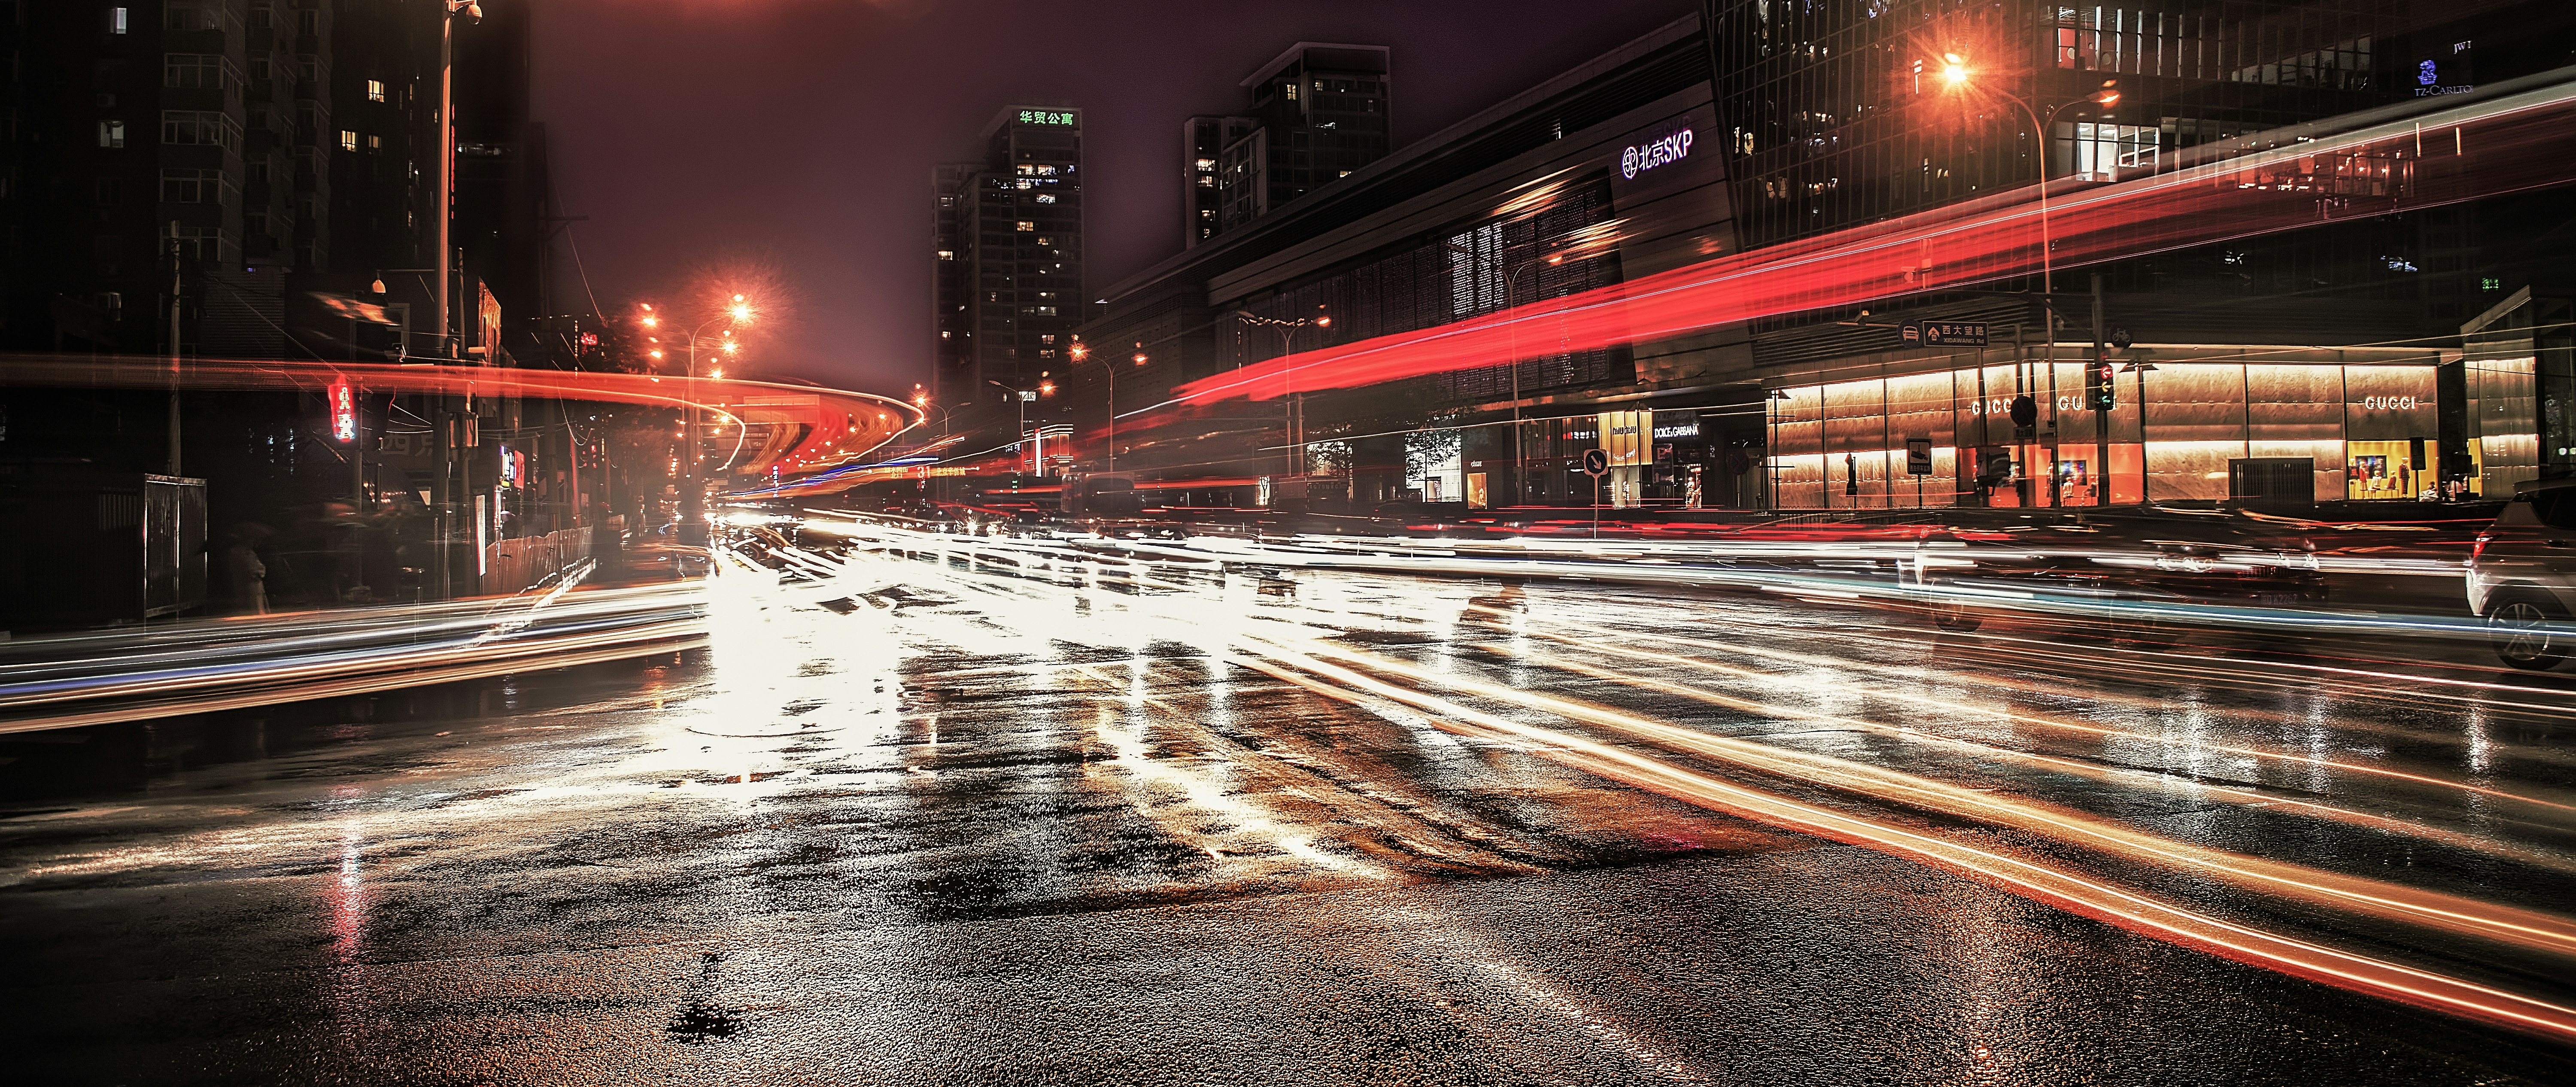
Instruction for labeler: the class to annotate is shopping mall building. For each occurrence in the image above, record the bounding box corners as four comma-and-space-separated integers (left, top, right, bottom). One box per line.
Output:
1068, 2, 2575, 512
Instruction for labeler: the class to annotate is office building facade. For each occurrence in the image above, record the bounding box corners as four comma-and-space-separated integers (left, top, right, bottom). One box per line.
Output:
1051, 3, 2572, 515
1198, 43, 1391, 241
1078, 18, 1737, 510
1703, 0, 2576, 508
932, 105, 1084, 419
1181, 114, 1251, 248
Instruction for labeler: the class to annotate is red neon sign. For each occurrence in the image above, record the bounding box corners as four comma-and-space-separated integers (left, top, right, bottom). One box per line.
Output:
330, 380, 356, 443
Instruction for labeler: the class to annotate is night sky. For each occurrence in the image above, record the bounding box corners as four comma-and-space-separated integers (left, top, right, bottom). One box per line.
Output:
532, 0, 1697, 392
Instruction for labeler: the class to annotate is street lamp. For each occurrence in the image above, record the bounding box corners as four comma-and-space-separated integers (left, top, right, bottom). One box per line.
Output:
639, 295, 756, 544
988, 379, 1052, 478
1068, 338, 1114, 476
434, 1, 483, 356
1942, 57, 2117, 507
1941, 56, 2117, 301
1234, 307, 1330, 502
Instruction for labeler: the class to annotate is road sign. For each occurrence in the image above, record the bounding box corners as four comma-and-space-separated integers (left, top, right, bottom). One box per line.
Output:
1582, 448, 1610, 477
1899, 322, 1922, 346
1921, 321, 1989, 347
1905, 437, 1934, 475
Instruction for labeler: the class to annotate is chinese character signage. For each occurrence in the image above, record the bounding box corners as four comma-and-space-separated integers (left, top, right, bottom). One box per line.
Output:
1016, 109, 1077, 126
1901, 321, 1988, 347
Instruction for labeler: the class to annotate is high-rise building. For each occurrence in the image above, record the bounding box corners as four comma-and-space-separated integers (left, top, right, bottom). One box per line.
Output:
0, 0, 532, 362
1208, 43, 1390, 238
1180, 115, 1251, 249
932, 105, 1084, 416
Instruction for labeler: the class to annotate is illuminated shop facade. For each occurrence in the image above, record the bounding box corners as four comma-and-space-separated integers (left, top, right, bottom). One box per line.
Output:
1760, 344, 2546, 510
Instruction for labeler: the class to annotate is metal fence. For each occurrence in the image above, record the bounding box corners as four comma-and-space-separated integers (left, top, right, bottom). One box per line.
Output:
483, 524, 594, 596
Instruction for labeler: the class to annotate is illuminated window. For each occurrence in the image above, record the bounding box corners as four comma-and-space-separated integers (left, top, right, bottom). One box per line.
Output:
366, 79, 385, 102
340, 129, 358, 152
1198, 175, 1214, 187
1015, 221, 1034, 231
1195, 158, 1215, 171
110, 7, 129, 33
366, 134, 380, 150
936, 249, 954, 260
98, 120, 126, 147
1034, 193, 1055, 204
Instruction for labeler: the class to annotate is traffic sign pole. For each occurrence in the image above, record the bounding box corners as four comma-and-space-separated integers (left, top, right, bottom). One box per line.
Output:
2093, 273, 2109, 509
1583, 448, 1609, 539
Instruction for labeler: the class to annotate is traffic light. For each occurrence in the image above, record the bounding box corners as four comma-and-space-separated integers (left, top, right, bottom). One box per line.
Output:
2087, 355, 2117, 410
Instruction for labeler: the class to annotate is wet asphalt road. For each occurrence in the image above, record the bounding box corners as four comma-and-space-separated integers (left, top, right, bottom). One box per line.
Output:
3, 537, 2574, 1085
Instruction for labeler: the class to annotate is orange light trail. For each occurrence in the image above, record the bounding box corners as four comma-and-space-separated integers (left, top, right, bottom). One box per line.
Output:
1223, 640, 2576, 1041
1473, 606, 2576, 815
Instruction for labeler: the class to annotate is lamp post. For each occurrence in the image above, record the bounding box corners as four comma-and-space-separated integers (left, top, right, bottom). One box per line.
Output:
1067, 338, 1121, 476
1940, 55, 2117, 509
987, 380, 1051, 479
436, 2, 483, 358
1233, 308, 1330, 503
640, 294, 752, 544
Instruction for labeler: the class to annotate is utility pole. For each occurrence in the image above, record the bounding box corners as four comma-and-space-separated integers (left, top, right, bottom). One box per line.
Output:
167, 222, 183, 476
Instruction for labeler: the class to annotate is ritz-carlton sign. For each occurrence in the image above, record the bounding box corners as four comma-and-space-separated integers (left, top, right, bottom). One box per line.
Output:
1620, 124, 1694, 180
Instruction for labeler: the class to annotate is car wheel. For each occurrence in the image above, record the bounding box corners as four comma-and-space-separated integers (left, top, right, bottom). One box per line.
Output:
1927, 599, 1982, 632
2486, 594, 2567, 671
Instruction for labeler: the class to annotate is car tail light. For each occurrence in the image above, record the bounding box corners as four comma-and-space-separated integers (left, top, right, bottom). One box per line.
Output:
2474, 533, 2491, 560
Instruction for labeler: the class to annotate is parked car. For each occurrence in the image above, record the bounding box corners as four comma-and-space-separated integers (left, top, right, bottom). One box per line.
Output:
2467, 477, 2576, 669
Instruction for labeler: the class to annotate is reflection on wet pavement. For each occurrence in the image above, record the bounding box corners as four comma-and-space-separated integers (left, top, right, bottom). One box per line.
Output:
1, 529, 2572, 1083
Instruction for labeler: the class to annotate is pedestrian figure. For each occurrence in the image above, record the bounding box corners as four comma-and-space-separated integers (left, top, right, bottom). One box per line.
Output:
222, 525, 270, 616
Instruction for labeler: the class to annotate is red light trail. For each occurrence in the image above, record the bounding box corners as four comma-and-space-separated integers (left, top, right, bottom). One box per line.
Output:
1173, 75, 2576, 405
0, 355, 919, 480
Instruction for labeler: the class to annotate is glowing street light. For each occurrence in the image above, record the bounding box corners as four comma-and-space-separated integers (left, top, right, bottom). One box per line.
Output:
1939, 57, 2119, 298
1944, 56, 2120, 506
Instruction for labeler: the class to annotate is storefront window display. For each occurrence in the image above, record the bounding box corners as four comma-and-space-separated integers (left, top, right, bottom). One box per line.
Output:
1763, 358, 2473, 509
